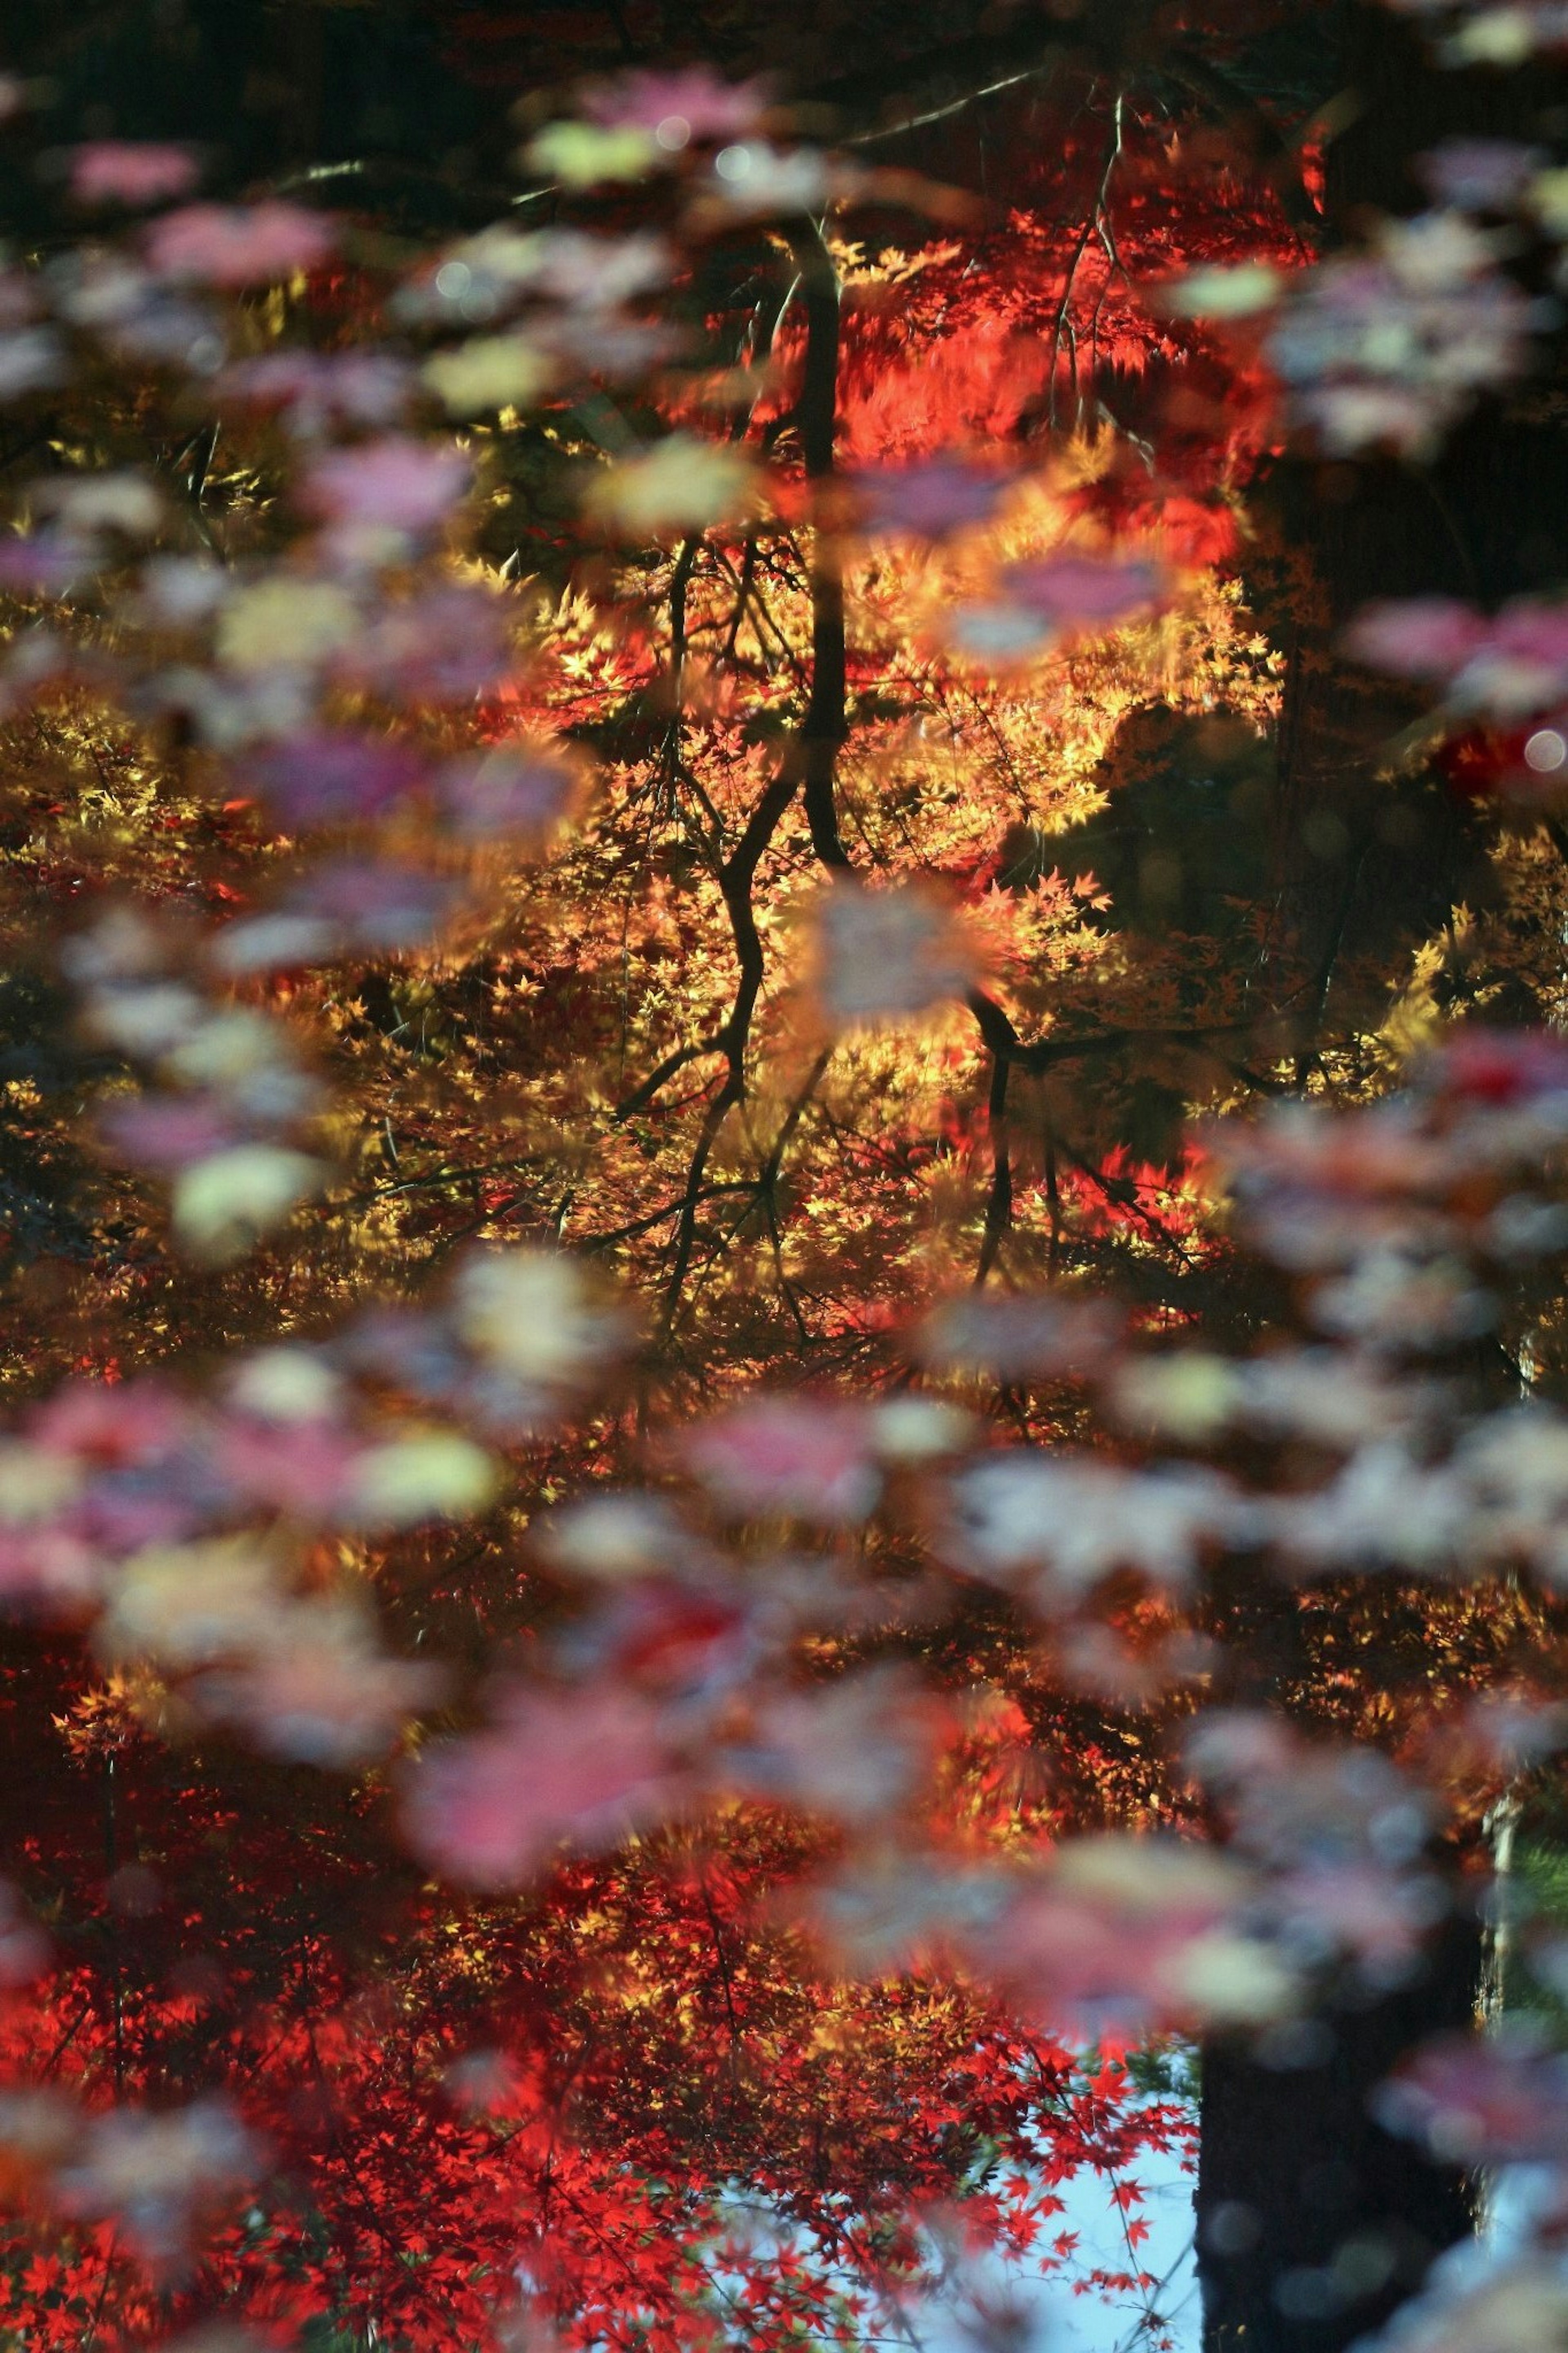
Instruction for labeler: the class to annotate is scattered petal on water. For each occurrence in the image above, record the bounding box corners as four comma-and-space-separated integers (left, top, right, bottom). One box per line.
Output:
235, 729, 427, 827
525, 121, 661, 187
683, 1396, 881, 1524
807, 877, 976, 1025
584, 435, 759, 538
145, 200, 334, 287
217, 577, 361, 674
436, 740, 584, 844
347, 1428, 499, 1528
582, 66, 771, 145
1156, 260, 1284, 317
212, 860, 461, 972
70, 143, 198, 208
422, 333, 556, 416
170, 1144, 325, 1258
403, 1681, 677, 1886
846, 458, 1013, 541
301, 435, 470, 533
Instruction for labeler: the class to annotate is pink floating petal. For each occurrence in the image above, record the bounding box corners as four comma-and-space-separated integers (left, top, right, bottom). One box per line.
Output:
1000, 553, 1167, 629
683, 1396, 881, 1523
1343, 596, 1490, 678
145, 201, 334, 288
236, 730, 427, 826
402, 1681, 677, 1887
99, 1094, 244, 1173
583, 66, 771, 143
71, 143, 198, 208
848, 459, 1013, 541
1417, 138, 1540, 210
435, 742, 581, 841
301, 435, 469, 533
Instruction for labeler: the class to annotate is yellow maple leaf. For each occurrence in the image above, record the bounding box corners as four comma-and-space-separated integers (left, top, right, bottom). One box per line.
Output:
584, 435, 760, 540
525, 121, 660, 187
217, 578, 359, 672
423, 335, 556, 417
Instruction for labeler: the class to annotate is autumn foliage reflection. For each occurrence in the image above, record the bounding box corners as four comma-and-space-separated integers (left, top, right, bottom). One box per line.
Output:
1, 10, 1568, 2351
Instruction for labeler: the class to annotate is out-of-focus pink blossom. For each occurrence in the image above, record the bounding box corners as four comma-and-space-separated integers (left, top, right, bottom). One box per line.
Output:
71, 143, 198, 208
1188, 1714, 1432, 1869
696, 141, 844, 220
30, 1380, 187, 1467
534, 312, 681, 379
944, 1451, 1249, 1600
1272, 1857, 1444, 1973
1054, 1622, 1216, 1707
0, 327, 64, 401
803, 1851, 1013, 1977
405, 226, 672, 321
1377, 2030, 1568, 2164
69, 270, 221, 370
1418, 138, 1541, 210
0, 532, 94, 597
1459, 602, 1568, 715
534, 1491, 692, 1582
38, 471, 163, 538
1000, 553, 1169, 630
1380, 209, 1503, 290
98, 1094, 245, 1173
0, 1880, 47, 1984
1455, 1407, 1568, 1584
193, 1616, 444, 1766
447, 1247, 633, 1400
577, 1575, 756, 1699
212, 860, 461, 974
0, 1525, 101, 1610
301, 435, 470, 534
220, 350, 412, 435
720, 1671, 938, 1820
236, 730, 427, 827
847, 459, 1014, 541
130, 555, 227, 627
682, 1396, 881, 1523
1425, 1691, 1568, 1778
808, 877, 977, 1024
1426, 1028, 1568, 1106
334, 584, 513, 703
1344, 596, 1491, 679
583, 66, 771, 146
1270, 238, 1536, 455
530, 227, 673, 305
52, 2097, 265, 2268
1231, 1348, 1425, 1448
436, 742, 582, 843
984, 1837, 1290, 2034
1310, 1247, 1495, 1348
211, 1415, 364, 1521
76, 1465, 218, 1557
1209, 1098, 1462, 1219
917, 1291, 1119, 1380
402, 1681, 677, 1886
145, 201, 334, 288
